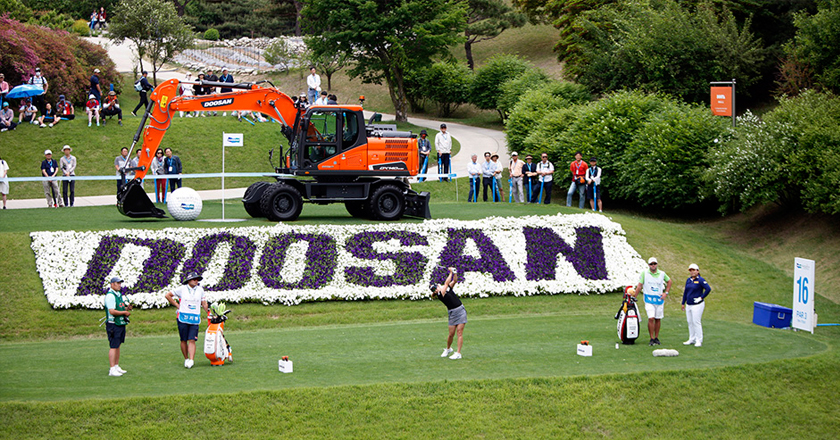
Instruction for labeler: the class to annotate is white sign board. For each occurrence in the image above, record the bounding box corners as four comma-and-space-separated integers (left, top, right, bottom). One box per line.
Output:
792, 257, 815, 333
223, 133, 244, 147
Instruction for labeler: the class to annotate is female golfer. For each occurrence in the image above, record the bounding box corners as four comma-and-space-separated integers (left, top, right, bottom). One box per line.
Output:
682, 263, 711, 347
432, 267, 466, 360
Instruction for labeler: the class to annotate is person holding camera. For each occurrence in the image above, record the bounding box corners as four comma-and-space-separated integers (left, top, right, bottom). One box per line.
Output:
432, 267, 466, 360
105, 277, 132, 377
566, 151, 588, 209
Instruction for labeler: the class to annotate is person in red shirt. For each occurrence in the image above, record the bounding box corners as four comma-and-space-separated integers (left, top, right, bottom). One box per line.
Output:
85, 94, 100, 127
565, 151, 588, 209
54, 95, 75, 125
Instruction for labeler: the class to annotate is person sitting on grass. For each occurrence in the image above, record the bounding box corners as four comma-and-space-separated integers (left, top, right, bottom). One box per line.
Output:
0, 101, 16, 131
431, 267, 466, 360
102, 91, 123, 126
55, 95, 74, 125
19, 99, 37, 124
38, 102, 56, 128
85, 94, 101, 127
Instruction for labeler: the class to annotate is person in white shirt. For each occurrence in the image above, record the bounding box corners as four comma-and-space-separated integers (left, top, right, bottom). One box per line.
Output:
537, 153, 555, 204
60, 145, 76, 207
466, 154, 481, 202
491, 154, 504, 202
0, 154, 9, 209
585, 157, 603, 212
306, 67, 321, 105
435, 123, 452, 181
165, 272, 209, 369
315, 90, 329, 105
179, 73, 193, 117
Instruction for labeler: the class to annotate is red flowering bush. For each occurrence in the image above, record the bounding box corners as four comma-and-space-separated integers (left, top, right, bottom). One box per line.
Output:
0, 16, 119, 105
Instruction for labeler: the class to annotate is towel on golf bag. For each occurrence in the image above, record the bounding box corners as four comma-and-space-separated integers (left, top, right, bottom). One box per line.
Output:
652, 349, 679, 357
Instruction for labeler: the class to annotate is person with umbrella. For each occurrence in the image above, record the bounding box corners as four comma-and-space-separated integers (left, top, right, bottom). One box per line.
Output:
27, 67, 48, 115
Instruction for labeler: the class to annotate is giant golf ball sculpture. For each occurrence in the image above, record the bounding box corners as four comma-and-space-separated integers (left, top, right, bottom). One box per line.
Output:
167, 187, 203, 221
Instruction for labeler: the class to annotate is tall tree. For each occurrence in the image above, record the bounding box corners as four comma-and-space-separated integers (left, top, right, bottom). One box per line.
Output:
303, 0, 467, 122
109, 0, 194, 85
303, 36, 350, 91
464, 0, 527, 70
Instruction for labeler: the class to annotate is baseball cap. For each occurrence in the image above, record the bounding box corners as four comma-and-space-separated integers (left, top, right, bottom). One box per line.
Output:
142, 70, 148, 75
511, 152, 518, 156
2, 102, 8, 108
94, 68, 100, 73
110, 277, 124, 283
440, 123, 446, 128
688, 263, 699, 270
648, 257, 658, 264
35, 67, 41, 72
44, 149, 52, 155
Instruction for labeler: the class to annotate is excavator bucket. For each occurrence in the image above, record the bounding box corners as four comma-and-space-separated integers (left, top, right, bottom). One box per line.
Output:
404, 191, 431, 219
117, 179, 167, 218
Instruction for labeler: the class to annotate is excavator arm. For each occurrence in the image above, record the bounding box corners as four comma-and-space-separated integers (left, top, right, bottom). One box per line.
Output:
117, 79, 300, 218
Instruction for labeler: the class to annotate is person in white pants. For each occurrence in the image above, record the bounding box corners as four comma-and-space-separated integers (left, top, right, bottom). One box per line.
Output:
681, 263, 711, 347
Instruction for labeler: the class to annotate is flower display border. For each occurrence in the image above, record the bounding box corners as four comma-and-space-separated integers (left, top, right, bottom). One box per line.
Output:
30, 213, 646, 309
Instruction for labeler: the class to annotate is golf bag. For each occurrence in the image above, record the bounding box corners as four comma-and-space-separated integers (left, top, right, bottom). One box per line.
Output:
615, 294, 640, 344
204, 309, 232, 366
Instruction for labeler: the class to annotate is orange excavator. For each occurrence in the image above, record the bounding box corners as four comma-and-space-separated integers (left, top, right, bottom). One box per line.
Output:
117, 79, 431, 221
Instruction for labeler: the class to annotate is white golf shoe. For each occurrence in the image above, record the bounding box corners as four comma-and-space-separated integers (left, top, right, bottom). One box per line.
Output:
683, 340, 696, 345
115, 365, 127, 374
185, 359, 194, 369
109, 367, 123, 377
440, 348, 453, 357
694, 342, 702, 347
449, 352, 462, 360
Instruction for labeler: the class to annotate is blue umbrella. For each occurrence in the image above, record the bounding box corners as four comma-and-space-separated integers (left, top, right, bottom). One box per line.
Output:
6, 84, 45, 99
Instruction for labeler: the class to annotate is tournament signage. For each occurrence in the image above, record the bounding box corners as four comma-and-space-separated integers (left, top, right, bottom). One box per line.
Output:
792, 257, 815, 333
710, 79, 736, 127
30, 214, 646, 309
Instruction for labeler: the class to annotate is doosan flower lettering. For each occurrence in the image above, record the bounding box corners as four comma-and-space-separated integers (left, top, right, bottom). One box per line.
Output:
30, 214, 646, 309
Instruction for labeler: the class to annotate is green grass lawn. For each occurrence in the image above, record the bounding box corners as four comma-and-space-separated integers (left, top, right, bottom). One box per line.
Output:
1, 200, 840, 438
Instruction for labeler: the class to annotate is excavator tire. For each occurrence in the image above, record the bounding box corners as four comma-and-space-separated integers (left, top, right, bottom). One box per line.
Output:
345, 200, 369, 219
260, 183, 303, 222
243, 181, 270, 218
367, 184, 405, 221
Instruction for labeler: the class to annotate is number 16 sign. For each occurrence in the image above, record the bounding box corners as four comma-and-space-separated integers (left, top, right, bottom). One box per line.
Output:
793, 257, 815, 333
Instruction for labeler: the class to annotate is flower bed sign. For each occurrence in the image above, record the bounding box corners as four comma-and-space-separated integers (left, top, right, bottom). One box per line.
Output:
30, 214, 645, 309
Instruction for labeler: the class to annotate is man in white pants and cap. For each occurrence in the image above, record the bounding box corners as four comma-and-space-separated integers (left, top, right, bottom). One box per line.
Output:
633, 257, 672, 346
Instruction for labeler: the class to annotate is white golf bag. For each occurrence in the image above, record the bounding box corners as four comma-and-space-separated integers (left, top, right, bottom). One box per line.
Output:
204, 310, 232, 366
615, 294, 640, 344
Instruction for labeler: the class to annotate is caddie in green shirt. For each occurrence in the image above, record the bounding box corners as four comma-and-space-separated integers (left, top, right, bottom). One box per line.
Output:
105, 276, 132, 377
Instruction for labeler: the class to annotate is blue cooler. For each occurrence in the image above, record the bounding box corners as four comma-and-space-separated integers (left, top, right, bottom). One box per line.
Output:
753, 302, 792, 328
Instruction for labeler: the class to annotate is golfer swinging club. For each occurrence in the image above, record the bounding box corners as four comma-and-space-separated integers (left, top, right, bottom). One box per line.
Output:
432, 267, 466, 360
165, 272, 209, 369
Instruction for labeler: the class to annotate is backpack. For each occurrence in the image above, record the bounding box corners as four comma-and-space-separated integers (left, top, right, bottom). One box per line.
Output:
134, 78, 144, 92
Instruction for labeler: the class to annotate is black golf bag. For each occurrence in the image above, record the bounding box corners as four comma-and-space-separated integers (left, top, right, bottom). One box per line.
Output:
615, 294, 640, 344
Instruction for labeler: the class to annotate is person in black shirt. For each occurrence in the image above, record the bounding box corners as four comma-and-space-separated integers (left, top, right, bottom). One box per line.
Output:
131, 71, 153, 116
431, 267, 466, 360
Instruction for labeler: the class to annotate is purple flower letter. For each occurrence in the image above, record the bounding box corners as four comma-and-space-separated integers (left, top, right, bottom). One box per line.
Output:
259, 233, 337, 290
344, 231, 429, 287
524, 226, 608, 281
181, 232, 256, 291
432, 228, 516, 285
77, 236, 185, 296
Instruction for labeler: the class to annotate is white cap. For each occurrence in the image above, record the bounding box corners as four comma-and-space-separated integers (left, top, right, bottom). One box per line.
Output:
89, 94, 95, 100
688, 263, 699, 270
62, 145, 72, 151
648, 257, 658, 264
94, 68, 100, 73
44, 149, 52, 155
511, 151, 518, 156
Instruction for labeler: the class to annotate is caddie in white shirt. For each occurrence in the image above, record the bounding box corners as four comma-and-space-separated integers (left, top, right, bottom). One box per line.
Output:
165, 272, 209, 369
633, 257, 672, 346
